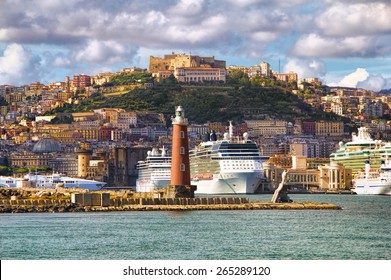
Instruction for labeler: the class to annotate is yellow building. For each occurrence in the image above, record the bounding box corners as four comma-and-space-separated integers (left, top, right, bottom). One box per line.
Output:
318, 163, 352, 190
79, 128, 99, 141
245, 120, 288, 136
315, 121, 344, 136
274, 71, 298, 83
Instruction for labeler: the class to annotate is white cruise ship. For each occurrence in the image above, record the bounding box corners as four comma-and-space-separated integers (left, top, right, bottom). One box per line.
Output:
0, 176, 22, 188
136, 147, 171, 192
24, 173, 106, 190
0, 174, 106, 190
190, 122, 265, 194
135, 123, 265, 194
330, 127, 391, 174
352, 160, 391, 195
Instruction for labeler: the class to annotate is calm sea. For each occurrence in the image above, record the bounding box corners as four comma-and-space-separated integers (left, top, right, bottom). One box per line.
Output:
0, 194, 390, 260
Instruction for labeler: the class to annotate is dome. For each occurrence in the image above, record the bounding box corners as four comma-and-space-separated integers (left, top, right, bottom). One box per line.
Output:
32, 138, 62, 153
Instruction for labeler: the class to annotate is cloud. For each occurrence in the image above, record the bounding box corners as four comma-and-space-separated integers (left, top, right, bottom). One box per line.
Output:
284, 58, 326, 79
169, 0, 206, 17
357, 74, 391, 92
1, 0, 391, 85
316, 3, 391, 37
331, 68, 369, 88
292, 33, 391, 58
0, 44, 42, 85
73, 40, 138, 64
0, 0, 292, 49
328, 68, 391, 91
227, 0, 308, 8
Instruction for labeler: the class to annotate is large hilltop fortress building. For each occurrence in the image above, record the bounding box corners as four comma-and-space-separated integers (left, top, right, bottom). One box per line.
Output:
149, 53, 226, 83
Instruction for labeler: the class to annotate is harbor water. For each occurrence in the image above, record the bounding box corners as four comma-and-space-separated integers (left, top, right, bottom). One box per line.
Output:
0, 194, 390, 260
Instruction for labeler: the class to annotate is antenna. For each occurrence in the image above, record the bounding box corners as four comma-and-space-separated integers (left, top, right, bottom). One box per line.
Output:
278, 58, 281, 73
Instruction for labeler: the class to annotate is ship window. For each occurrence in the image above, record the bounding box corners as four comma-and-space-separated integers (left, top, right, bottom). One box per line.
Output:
180, 147, 185, 154
180, 163, 185, 171
180, 131, 185, 138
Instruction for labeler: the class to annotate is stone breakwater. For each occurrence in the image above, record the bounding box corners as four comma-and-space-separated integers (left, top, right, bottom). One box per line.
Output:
0, 188, 341, 213
0, 200, 341, 213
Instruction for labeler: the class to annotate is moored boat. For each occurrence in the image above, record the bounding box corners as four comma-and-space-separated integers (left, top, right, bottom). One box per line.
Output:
190, 122, 265, 194
1, 173, 106, 191
135, 122, 266, 194
330, 127, 391, 174
136, 147, 171, 192
352, 160, 391, 195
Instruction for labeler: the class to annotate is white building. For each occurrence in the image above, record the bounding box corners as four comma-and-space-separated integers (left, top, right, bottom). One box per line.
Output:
260, 61, 271, 77
174, 67, 226, 83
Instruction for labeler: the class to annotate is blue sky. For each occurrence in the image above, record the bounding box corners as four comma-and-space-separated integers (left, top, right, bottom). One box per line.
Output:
1, 0, 391, 91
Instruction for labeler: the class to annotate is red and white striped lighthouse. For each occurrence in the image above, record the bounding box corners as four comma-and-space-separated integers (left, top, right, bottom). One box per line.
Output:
167, 106, 196, 198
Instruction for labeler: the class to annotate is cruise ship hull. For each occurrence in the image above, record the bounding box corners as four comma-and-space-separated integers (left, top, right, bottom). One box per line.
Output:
192, 172, 262, 194
352, 180, 391, 195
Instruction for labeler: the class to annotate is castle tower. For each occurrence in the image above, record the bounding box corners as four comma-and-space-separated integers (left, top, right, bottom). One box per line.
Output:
167, 106, 196, 198
77, 149, 92, 178
65, 76, 70, 93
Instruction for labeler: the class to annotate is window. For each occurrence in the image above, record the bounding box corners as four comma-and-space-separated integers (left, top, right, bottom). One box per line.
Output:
180, 147, 185, 155
180, 163, 185, 171
180, 131, 185, 138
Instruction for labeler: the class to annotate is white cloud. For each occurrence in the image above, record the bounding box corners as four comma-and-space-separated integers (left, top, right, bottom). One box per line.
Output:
169, 0, 205, 17
330, 68, 369, 88
316, 2, 391, 37
73, 40, 138, 64
292, 33, 389, 58
1, 0, 391, 85
357, 74, 391, 92
284, 58, 326, 79
53, 56, 72, 67
0, 44, 42, 85
227, 0, 307, 8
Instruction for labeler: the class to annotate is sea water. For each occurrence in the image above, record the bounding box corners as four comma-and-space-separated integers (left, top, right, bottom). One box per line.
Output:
1, 194, 390, 260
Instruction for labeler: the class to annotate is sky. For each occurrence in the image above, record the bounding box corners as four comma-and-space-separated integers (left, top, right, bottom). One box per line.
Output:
1, 0, 391, 91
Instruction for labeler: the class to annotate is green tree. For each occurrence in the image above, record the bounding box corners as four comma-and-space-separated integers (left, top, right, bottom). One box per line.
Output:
0, 166, 11, 175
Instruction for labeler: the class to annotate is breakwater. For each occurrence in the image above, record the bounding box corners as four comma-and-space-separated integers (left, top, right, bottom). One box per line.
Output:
0, 195, 341, 213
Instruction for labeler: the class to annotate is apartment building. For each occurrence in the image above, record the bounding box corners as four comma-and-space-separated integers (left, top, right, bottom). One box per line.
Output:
72, 74, 91, 90
315, 121, 344, 137
274, 71, 298, 83
245, 120, 288, 136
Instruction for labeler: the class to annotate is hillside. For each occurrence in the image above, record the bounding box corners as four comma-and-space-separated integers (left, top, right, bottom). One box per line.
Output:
54, 82, 350, 125
100, 84, 348, 124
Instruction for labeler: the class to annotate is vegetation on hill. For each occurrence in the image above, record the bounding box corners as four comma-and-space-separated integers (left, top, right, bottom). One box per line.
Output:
99, 72, 154, 87
50, 77, 350, 125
